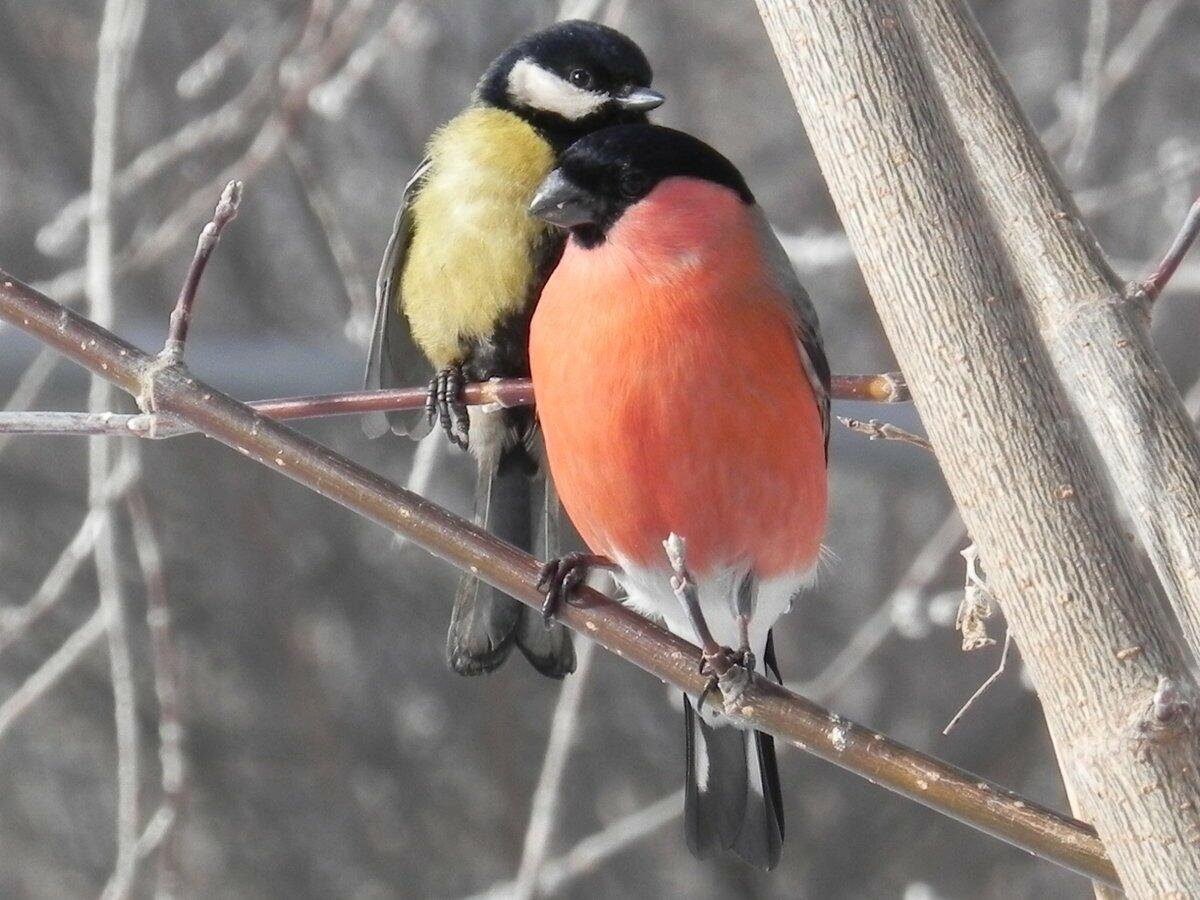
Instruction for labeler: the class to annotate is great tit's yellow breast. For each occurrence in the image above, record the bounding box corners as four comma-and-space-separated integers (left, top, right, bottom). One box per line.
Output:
401, 107, 556, 368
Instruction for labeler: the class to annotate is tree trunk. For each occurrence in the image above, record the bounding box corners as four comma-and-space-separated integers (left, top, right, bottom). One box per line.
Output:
909, 0, 1200, 660
754, 1, 1200, 894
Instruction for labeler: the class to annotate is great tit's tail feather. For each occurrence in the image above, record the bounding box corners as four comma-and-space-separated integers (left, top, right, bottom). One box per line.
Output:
446, 465, 525, 675
515, 474, 576, 678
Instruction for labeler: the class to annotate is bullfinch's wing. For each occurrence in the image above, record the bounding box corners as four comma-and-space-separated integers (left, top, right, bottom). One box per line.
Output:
753, 209, 832, 459
363, 157, 435, 440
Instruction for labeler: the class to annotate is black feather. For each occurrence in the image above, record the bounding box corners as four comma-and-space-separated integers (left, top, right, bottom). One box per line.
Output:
683, 696, 748, 858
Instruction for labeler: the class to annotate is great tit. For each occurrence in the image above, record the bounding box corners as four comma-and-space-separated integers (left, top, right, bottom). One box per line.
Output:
528, 124, 830, 868
364, 22, 663, 679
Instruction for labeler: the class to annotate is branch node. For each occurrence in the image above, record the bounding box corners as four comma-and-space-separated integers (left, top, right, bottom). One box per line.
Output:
1129, 676, 1196, 755
1135, 193, 1200, 307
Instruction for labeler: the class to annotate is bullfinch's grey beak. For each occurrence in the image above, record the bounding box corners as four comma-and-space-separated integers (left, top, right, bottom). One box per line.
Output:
614, 86, 665, 112
530, 170, 597, 228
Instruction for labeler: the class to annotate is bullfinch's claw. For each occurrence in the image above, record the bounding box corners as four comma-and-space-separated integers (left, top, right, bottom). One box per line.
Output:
537, 552, 614, 625
427, 365, 470, 450
697, 645, 753, 711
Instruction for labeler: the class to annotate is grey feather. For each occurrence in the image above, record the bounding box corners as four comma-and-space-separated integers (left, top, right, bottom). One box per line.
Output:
753, 207, 832, 457
515, 474, 575, 679
446, 461, 526, 675
363, 157, 435, 440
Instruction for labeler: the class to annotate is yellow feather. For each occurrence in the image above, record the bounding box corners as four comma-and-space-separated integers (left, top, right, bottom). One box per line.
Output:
401, 108, 556, 368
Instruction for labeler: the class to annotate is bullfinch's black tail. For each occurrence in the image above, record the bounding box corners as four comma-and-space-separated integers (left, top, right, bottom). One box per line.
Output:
447, 462, 575, 678
682, 699, 784, 869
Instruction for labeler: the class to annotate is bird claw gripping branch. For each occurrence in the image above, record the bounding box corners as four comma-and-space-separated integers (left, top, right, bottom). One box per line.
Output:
425, 365, 470, 450
537, 552, 615, 625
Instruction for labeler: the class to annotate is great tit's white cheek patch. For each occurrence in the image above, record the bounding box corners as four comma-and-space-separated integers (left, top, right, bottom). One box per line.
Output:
507, 58, 607, 120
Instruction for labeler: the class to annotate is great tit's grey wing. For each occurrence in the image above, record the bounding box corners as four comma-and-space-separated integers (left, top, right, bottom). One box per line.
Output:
363, 157, 434, 440
752, 208, 832, 460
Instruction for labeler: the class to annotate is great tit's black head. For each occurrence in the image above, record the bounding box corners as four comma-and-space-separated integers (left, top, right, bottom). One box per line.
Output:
476, 21, 663, 148
529, 124, 753, 247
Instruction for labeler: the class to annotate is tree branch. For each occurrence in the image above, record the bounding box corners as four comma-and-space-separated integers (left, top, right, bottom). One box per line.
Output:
0, 373, 910, 438
1139, 194, 1200, 304
909, 0, 1200, 670
0, 270, 1116, 888
756, 1, 1200, 893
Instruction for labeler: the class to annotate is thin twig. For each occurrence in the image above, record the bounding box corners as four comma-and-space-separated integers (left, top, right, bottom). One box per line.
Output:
32, 0, 379, 306
87, 3, 146, 897
0, 348, 59, 459
943, 628, 1014, 735
0, 373, 913, 438
1063, 0, 1110, 176
0, 606, 107, 743
1043, 0, 1183, 155
125, 490, 185, 898
285, 141, 374, 331
468, 790, 684, 899
175, 20, 250, 99
1138, 194, 1200, 303
0, 456, 138, 655
161, 180, 242, 362
0, 272, 1120, 887
798, 512, 966, 699
838, 416, 933, 452
308, 0, 434, 119
512, 641, 596, 899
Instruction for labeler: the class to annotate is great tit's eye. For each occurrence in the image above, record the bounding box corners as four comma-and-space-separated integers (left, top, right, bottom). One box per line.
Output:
568, 68, 594, 89
619, 170, 649, 198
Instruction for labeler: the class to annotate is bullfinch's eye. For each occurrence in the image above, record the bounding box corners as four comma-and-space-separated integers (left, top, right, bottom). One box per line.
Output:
619, 171, 649, 198
568, 68, 594, 89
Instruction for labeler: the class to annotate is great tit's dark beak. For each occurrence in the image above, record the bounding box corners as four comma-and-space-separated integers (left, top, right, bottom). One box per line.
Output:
530, 170, 597, 228
614, 86, 665, 112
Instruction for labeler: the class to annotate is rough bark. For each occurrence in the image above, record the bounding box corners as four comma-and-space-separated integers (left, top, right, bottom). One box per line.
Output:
909, 0, 1200, 662
754, 1, 1200, 894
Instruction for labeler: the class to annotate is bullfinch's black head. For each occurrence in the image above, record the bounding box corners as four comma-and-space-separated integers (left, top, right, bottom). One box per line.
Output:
529, 124, 754, 247
476, 21, 663, 149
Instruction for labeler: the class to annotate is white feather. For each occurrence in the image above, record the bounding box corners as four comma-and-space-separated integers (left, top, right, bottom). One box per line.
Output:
615, 555, 816, 728
506, 58, 607, 120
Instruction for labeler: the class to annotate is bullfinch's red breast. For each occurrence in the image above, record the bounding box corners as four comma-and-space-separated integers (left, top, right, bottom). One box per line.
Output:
528, 124, 830, 869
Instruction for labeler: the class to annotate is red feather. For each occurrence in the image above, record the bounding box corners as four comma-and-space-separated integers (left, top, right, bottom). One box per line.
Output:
530, 178, 826, 578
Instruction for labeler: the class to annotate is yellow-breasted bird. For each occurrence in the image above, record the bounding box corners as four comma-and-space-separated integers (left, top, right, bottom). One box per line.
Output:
364, 21, 663, 678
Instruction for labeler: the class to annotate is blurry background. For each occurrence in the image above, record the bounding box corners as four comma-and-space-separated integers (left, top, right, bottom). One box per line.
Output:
1, 0, 1198, 897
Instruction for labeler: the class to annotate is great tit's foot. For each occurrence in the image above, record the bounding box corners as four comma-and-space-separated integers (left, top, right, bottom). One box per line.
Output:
425, 365, 469, 450
537, 552, 614, 625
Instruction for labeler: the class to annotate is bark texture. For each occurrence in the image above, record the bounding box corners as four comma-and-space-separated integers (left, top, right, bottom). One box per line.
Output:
754, 1, 1200, 894
910, 0, 1200, 661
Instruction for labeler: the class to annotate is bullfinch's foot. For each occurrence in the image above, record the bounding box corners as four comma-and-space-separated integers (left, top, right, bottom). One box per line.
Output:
537, 552, 614, 625
697, 645, 753, 711
426, 365, 469, 450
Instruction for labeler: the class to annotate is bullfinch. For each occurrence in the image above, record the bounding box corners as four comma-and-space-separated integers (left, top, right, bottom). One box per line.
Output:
363, 22, 664, 679
527, 124, 830, 868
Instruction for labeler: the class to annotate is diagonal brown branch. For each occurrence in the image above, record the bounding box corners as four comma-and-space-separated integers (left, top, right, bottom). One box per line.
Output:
0, 271, 1116, 888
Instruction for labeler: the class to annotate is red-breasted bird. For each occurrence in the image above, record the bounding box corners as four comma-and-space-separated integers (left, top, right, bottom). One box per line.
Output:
363, 22, 663, 679
527, 124, 830, 868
